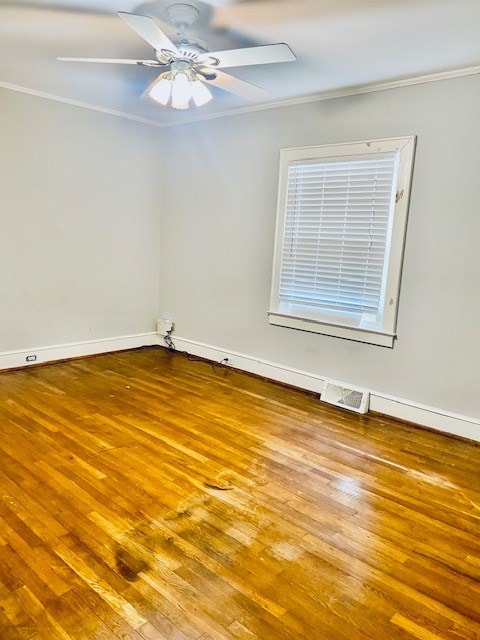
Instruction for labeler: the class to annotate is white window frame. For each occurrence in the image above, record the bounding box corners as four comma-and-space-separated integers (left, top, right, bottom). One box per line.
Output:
269, 136, 416, 348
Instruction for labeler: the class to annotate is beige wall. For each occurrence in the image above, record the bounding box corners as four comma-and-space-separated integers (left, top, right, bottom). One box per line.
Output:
159, 75, 480, 419
0, 89, 161, 351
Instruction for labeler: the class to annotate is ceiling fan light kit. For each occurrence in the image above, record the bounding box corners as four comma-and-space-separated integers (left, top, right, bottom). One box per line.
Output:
148, 60, 213, 109
57, 3, 296, 111
152, 68, 213, 109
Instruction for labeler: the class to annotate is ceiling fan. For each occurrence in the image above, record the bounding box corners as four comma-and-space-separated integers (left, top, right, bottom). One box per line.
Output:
57, 3, 296, 110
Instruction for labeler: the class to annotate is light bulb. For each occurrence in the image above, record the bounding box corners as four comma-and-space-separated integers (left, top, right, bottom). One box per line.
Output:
171, 73, 192, 110
149, 77, 172, 105
191, 80, 213, 107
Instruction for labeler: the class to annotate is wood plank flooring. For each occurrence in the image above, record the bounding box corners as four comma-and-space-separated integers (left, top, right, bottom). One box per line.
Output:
0, 346, 479, 639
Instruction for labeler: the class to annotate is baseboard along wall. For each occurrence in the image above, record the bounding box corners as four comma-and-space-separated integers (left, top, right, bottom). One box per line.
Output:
0, 332, 158, 371
1, 332, 478, 443
168, 335, 480, 444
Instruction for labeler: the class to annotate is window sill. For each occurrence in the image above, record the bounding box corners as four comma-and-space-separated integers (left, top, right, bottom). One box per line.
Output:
268, 312, 395, 347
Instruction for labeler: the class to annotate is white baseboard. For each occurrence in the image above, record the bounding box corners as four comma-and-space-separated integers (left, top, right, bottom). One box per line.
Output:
166, 335, 480, 443
0, 332, 158, 371
2, 332, 478, 443
164, 336, 326, 393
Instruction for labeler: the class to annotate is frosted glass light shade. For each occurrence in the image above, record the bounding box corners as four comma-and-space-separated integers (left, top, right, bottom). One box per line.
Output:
191, 80, 212, 107
149, 77, 172, 105
171, 73, 192, 109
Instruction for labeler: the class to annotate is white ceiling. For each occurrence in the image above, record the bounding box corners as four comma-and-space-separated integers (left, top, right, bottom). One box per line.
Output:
1, 0, 480, 126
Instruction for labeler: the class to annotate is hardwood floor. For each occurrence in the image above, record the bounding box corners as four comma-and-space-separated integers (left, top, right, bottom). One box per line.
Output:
0, 346, 479, 639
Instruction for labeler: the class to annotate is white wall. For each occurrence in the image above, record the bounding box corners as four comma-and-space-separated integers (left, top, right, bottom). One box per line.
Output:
0, 89, 161, 352
159, 75, 480, 421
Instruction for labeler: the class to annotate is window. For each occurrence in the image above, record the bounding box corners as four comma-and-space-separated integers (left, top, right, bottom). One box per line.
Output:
269, 136, 416, 347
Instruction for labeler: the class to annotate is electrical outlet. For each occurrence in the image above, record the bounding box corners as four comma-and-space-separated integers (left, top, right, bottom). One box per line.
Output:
157, 318, 174, 336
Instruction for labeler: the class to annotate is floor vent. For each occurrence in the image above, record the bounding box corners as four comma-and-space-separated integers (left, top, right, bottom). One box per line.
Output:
321, 380, 370, 414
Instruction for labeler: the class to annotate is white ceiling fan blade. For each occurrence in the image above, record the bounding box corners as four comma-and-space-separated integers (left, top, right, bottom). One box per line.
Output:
56, 57, 161, 66
117, 12, 180, 56
202, 70, 268, 101
199, 43, 296, 69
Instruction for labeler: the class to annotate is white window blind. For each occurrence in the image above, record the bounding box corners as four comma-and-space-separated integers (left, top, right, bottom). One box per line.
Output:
269, 137, 416, 347
280, 154, 398, 318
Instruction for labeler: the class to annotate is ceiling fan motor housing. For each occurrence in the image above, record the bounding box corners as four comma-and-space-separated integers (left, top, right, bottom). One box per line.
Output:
174, 36, 209, 60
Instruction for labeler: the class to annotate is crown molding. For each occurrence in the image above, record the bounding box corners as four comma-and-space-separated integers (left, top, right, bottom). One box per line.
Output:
2, 64, 480, 129
0, 80, 165, 128
165, 64, 480, 127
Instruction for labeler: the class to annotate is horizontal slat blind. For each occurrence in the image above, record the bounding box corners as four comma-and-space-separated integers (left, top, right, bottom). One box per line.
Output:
279, 155, 397, 316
